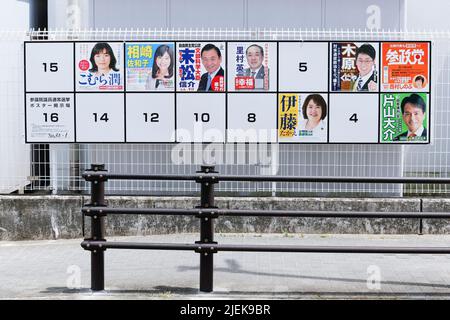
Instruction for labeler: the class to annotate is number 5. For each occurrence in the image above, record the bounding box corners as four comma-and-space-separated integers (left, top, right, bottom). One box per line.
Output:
298, 62, 308, 72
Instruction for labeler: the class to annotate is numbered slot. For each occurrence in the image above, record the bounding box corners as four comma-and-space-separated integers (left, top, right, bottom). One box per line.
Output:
25, 42, 74, 92
227, 93, 277, 142
126, 93, 175, 142
278, 42, 328, 92
176, 93, 225, 142
75, 93, 124, 142
328, 94, 378, 143
26, 93, 75, 142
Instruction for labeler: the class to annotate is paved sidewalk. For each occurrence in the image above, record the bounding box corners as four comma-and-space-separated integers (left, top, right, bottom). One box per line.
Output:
1, 233, 450, 299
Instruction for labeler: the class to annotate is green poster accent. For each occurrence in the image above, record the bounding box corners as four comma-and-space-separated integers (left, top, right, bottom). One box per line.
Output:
380, 93, 428, 143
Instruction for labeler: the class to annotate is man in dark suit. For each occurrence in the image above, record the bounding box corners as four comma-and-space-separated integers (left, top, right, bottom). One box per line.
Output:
352, 43, 377, 92
244, 44, 269, 89
393, 93, 427, 141
197, 43, 224, 92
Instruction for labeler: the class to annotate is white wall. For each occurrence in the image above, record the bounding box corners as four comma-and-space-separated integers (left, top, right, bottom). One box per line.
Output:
0, 0, 29, 29
48, 0, 92, 29
0, 0, 30, 193
48, 0, 404, 30
405, 0, 450, 29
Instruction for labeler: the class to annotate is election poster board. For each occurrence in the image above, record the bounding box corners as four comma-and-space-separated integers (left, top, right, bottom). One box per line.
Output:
24, 40, 431, 144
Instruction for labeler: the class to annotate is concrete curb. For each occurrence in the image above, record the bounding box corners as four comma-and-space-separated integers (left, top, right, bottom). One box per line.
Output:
1, 195, 449, 240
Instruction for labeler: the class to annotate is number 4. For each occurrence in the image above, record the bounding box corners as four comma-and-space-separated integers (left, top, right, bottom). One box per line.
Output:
349, 113, 358, 123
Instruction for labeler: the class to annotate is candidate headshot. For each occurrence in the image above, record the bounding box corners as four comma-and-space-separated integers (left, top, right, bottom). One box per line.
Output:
89, 42, 119, 76
301, 94, 327, 130
145, 44, 174, 91
352, 43, 377, 92
414, 75, 426, 89
197, 43, 224, 92
393, 93, 427, 141
244, 44, 269, 89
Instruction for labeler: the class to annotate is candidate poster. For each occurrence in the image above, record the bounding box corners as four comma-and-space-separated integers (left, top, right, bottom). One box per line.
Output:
380, 92, 429, 143
126, 42, 175, 91
176, 42, 225, 92
76, 42, 124, 91
228, 42, 277, 91
278, 93, 328, 143
331, 42, 379, 92
381, 42, 430, 92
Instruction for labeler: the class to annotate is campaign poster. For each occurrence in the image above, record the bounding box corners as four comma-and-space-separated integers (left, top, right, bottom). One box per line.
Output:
76, 42, 124, 91
176, 42, 225, 92
381, 42, 430, 92
331, 42, 379, 92
278, 93, 328, 143
380, 92, 429, 143
228, 42, 277, 91
125, 42, 175, 91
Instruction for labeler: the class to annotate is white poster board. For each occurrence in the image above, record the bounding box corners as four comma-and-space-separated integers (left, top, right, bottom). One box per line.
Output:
24, 40, 431, 144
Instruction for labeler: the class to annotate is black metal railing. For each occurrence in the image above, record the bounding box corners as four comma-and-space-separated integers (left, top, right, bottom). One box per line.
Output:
81, 164, 450, 292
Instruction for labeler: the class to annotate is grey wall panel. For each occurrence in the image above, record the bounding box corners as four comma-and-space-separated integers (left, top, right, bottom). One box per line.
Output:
247, 0, 322, 28
170, 0, 245, 28
325, 0, 401, 29
93, 0, 167, 28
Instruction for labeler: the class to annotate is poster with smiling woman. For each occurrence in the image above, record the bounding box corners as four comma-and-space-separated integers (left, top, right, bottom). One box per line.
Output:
76, 42, 124, 91
125, 42, 175, 91
279, 93, 328, 143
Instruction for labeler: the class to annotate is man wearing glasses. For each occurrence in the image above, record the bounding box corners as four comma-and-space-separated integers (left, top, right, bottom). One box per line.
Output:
352, 43, 377, 92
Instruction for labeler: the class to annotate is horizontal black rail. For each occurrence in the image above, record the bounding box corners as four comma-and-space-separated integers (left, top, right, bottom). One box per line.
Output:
81, 164, 450, 293
82, 171, 450, 184
82, 172, 199, 181
82, 207, 450, 219
82, 241, 450, 254
213, 175, 450, 184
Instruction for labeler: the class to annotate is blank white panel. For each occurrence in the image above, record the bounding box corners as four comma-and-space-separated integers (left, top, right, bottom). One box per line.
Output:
126, 93, 175, 142
25, 42, 74, 92
176, 93, 225, 143
227, 93, 277, 142
279, 42, 329, 92
75, 93, 125, 142
329, 94, 378, 143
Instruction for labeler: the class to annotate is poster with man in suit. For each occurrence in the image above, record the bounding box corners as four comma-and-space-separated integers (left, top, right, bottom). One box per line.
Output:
176, 42, 225, 91
228, 42, 277, 91
380, 92, 429, 143
331, 42, 379, 92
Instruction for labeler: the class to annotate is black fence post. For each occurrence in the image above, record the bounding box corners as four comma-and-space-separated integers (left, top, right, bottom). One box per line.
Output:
85, 164, 107, 291
196, 165, 218, 293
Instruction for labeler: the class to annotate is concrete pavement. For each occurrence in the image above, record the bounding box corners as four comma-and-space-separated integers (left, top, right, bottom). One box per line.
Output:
1, 233, 450, 299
